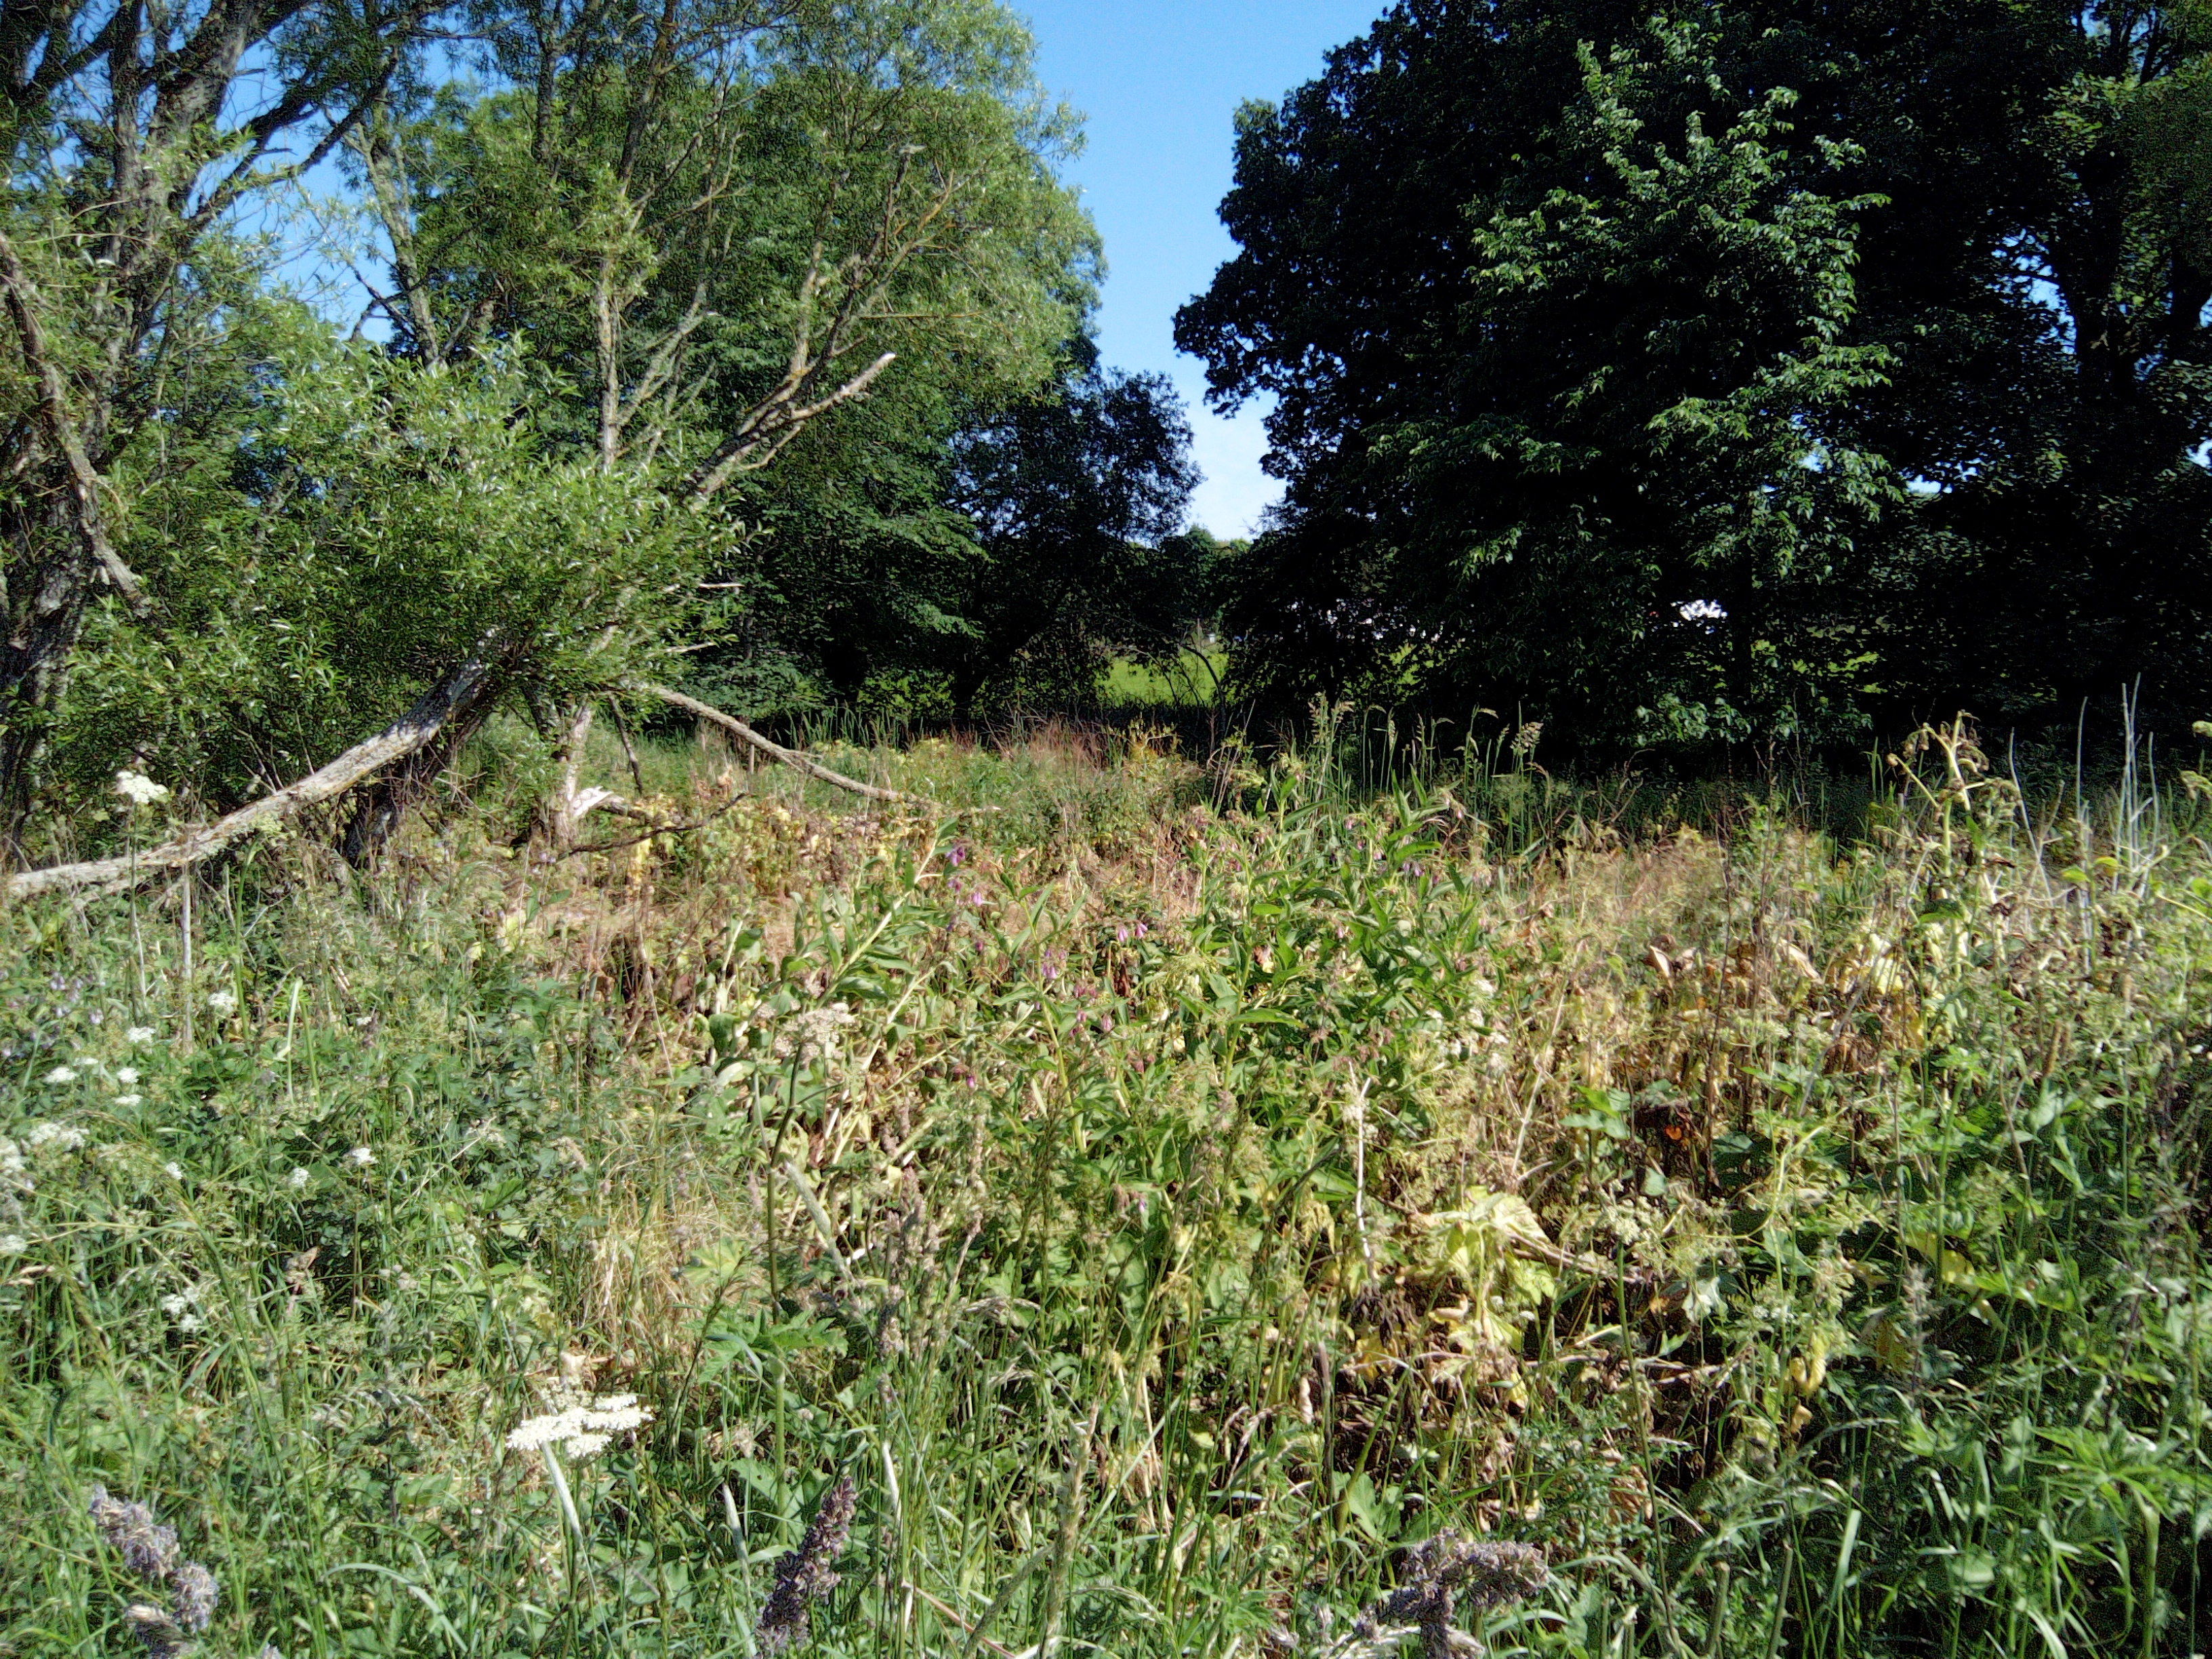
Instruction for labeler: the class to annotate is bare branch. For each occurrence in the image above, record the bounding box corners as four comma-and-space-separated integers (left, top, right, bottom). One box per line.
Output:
642, 682, 912, 802
682, 349, 894, 504
0, 228, 150, 617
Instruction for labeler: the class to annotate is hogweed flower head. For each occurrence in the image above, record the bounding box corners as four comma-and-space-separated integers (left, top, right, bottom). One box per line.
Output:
756, 1473, 857, 1656
506, 1393, 653, 1460
115, 771, 171, 807
773, 1003, 855, 1064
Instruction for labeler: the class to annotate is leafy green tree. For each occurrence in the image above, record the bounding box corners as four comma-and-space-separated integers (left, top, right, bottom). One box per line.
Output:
695, 339, 1203, 721
56, 345, 699, 821
1179, 0, 2212, 746
1181, 12, 1893, 746
935, 341, 1201, 715
1, 0, 1098, 860
0, 0, 454, 840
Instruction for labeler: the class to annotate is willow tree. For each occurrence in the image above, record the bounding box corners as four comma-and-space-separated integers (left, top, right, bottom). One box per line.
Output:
0, 0, 454, 842
1, 0, 1094, 874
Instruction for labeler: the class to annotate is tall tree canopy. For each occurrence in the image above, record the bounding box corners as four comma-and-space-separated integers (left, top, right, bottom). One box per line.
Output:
0, 0, 1120, 856
1179, 0, 2212, 748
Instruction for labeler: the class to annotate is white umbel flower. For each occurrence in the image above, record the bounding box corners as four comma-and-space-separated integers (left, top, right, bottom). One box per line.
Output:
506, 1393, 653, 1460
114, 770, 170, 806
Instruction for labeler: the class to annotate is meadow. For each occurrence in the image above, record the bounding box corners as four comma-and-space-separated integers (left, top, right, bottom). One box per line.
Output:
3, 713, 2209, 1659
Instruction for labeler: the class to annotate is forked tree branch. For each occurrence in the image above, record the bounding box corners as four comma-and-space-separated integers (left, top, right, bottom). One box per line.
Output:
682, 349, 895, 504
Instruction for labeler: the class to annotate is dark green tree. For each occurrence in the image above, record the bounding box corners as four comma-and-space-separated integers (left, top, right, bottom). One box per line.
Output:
1181, 12, 1893, 747
938, 341, 1201, 716
717, 338, 1202, 720
1178, 0, 2212, 747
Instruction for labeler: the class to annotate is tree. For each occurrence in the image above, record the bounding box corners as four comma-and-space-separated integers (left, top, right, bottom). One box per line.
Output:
0, 0, 1097, 865
324, 0, 1098, 798
937, 340, 1200, 715
1180, 11, 1893, 747
698, 338, 1204, 720
0, 0, 452, 840
1178, 0, 2212, 747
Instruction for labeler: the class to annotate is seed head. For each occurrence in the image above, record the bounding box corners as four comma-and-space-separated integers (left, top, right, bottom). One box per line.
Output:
170, 1561, 218, 1633
89, 1486, 180, 1582
87, 1486, 219, 1656
1355, 1534, 1547, 1659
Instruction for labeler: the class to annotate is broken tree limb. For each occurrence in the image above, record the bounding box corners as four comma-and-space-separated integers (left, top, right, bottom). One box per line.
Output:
5, 655, 495, 901
641, 684, 912, 804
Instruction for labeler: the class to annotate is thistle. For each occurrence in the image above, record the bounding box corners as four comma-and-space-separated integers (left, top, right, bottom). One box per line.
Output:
1353, 1534, 1547, 1659
756, 1473, 857, 1656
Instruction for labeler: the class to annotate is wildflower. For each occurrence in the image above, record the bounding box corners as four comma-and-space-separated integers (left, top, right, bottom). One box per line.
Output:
205, 991, 237, 1017
345, 1146, 374, 1168
0, 1234, 26, 1253
24, 1121, 85, 1153
117, 1094, 144, 1107
123, 1604, 188, 1659
126, 1026, 156, 1044
505, 1392, 655, 1460
114, 771, 171, 807
117, 1067, 140, 1084
43, 1065, 77, 1084
163, 1162, 182, 1181
756, 1473, 857, 1656
288, 1167, 311, 1190
0, 1138, 24, 1187
772, 1002, 855, 1063
159, 1293, 203, 1333
169, 1561, 217, 1633
1353, 1533, 1547, 1659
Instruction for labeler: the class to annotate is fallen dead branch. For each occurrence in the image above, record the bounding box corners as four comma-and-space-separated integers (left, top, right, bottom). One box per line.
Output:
642, 683, 912, 804
5, 657, 494, 901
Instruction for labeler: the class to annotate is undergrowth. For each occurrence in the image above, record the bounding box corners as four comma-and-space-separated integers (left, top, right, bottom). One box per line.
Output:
3, 718, 2209, 1658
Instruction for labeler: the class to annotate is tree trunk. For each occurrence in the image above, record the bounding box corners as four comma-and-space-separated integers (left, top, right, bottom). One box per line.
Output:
0, 477, 90, 848
338, 670, 504, 866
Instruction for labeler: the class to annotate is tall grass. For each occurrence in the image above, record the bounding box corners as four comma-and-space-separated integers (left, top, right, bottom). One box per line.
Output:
3, 718, 2208, 1658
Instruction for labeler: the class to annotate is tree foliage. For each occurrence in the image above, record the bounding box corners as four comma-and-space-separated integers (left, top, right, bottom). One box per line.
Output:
0, 0, 1134, 855
1180, 0, 2212, 747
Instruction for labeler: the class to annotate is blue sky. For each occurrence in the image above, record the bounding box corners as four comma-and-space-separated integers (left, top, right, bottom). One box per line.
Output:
1017, 1, 1387, 537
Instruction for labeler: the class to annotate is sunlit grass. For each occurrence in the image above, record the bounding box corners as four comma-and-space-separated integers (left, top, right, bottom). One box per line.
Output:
3, 719, 2208, 1658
